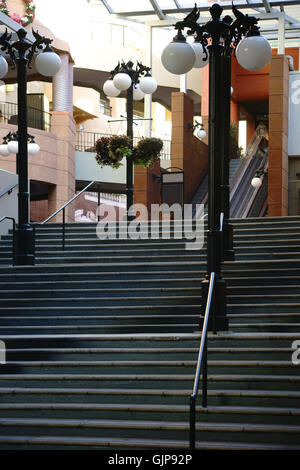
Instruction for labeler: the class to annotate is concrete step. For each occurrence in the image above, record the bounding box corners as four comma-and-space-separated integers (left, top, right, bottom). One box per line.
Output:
0, 434, 299, 450
0, 386, 299, 408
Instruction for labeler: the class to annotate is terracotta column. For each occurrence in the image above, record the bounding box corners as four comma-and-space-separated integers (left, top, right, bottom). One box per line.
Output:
171, 92, 208, 203
48, 112, 76, 222
268, 55, 289, 216
134, 159, 161, 220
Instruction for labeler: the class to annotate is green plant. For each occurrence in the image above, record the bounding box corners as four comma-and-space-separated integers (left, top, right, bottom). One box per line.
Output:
95, 135, 163, 169
132, 137, 163, 167
229, 122, 244, 159
95, 135, 131, 169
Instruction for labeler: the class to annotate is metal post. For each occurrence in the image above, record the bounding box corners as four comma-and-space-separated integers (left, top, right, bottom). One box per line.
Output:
202, 339, 208, 408
62, 207, 65, 251
201, 7, 228, 332
220, 47, 235, 261
97, 184, 101, 222
15, 54, 35, 266
126, 81, 135, 221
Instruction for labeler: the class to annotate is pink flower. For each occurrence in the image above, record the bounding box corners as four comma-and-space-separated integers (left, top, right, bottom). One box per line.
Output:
10, 13, 22, 23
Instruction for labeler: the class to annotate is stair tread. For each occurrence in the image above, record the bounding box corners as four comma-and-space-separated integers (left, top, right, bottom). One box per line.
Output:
0, 417, 300, 431
0, 434, 299, 450
3, 360, 296, 366
0, 373, 299, 381
1, 387, 299, 398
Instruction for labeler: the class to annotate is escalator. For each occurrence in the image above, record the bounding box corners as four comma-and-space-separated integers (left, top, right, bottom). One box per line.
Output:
191, 125, 268, 219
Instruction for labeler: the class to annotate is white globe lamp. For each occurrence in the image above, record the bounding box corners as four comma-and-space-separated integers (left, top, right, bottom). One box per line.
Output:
133, 84, 145, 101
161, 33, 196, 75
236, 35, 272, 71
0, 144, 10, 156
113, 72, 132, 91
197, 127, 207, 140
35, 48, 62, 77
251, 176, 262, 188
103, 79, 121, 97
139, 75, 157, 94
191, 42, 208, 69
0, 55, 8, 79
28, 142, 40, 155
7, 139, 18, 154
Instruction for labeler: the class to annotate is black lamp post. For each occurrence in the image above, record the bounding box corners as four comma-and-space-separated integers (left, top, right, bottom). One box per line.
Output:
161, 3, 272, 331
103, 61, 157, 221
0, 28, 61, 266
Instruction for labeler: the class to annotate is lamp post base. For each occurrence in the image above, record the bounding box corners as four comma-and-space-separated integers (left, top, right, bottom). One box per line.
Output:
14, 226, 35, 266
222, 221, 235, 261
200, 277, 228, 333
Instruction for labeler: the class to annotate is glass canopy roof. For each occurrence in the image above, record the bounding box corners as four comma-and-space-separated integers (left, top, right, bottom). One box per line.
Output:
100, 0, 300, 30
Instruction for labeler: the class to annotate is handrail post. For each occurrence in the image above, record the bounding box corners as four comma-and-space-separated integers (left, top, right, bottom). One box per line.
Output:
62, 207, 65, 251
202, 338, 208, 408
189, 396, 196, 452
12, 218, 16, 266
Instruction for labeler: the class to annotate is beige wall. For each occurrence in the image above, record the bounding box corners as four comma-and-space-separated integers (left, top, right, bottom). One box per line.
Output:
0, 112, 76, 223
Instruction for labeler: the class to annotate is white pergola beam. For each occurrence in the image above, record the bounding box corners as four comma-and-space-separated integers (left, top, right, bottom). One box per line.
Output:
149, 0, 166, 20
262, 0, 272, 12
109, 0, 300, 16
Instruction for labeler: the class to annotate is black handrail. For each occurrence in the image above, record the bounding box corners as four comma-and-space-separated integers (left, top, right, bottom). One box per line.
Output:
39, 181, 95, 250
0, 183, 18, 199
0, 216, 16, 265
189, 271, 215, 451
189, 211, 225, 450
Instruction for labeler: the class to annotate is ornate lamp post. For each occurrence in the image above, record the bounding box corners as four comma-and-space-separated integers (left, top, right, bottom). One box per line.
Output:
0, 28, 61, 266
103, 61, 157, 220
0, 131, 40, 165
161, 3, 271, 331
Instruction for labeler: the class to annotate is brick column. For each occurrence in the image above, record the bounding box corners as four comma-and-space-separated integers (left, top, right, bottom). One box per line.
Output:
268, 55, 289, 216
134, 159, 161, 220
171, 92, 208, 203
48, 112, 76, 222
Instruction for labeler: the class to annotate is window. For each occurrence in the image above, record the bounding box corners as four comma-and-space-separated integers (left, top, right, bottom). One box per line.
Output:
100, 99, 112, 116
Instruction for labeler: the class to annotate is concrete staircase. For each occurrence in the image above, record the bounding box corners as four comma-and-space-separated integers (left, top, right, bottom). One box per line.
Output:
0, 217, 299, 449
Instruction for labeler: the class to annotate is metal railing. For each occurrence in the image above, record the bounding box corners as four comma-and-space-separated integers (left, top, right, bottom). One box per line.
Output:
189, 271, 215, 451
75, 131, 171, 160
0, 101, 51, 132
0, 182, 18, 199
40, 181, 95, 250
0, 216, 16, 265
189, 211, 224, 450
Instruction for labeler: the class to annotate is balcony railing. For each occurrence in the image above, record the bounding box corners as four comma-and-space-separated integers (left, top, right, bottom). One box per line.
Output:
75, 131, 171, 160
0, 101, 51, 132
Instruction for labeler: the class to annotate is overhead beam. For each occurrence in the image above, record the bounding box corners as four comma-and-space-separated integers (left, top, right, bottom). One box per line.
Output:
100, 0, 114, 14
149, 0, 166, 19
111, 0, 300, 16
262, 0, 272, 12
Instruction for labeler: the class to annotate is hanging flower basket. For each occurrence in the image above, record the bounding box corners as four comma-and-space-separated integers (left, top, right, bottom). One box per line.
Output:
131, 137, 163, 167
95, 135, 131, 170
95, 135, 163, 169
0, 1, 36, 27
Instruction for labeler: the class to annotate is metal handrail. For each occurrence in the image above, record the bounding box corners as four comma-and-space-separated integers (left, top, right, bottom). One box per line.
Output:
0, 216, 16, 265
0, 183, 18, 199
38, 181, 95, 250
219, 212, 224, 232
189, 208, 225, 450
189, 271, 215, 451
